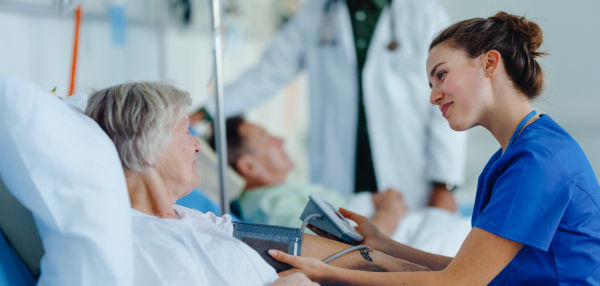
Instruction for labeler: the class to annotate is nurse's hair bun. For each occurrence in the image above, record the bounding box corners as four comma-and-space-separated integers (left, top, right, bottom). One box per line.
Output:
493, 12, 544, 58
430, 12, 547, 100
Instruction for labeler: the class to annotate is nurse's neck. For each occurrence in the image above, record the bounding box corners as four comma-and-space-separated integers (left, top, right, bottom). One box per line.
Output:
481, 88, 538, 155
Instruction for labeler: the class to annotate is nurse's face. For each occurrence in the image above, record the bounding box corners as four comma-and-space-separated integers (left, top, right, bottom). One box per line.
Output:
427, 43, 494, 131
154, 114, 202, 202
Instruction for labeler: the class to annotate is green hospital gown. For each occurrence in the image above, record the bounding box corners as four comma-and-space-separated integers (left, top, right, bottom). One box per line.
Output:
238, 182, 348, 228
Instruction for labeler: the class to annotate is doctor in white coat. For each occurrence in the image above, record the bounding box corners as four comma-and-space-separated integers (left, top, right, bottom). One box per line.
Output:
202, 0, 467, 211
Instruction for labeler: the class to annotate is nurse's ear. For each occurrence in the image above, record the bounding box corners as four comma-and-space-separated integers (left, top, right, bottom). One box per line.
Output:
481, 50, 502, 78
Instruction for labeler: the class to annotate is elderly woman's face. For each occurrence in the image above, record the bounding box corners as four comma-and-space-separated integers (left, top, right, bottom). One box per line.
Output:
155, 114, 201, 200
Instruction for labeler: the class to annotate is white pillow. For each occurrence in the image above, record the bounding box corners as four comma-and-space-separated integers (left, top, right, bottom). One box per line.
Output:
0, 77, 133, 286
62, 91, 89, 113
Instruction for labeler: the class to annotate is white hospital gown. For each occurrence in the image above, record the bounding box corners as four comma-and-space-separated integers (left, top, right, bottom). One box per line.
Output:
131, 205, 279, 286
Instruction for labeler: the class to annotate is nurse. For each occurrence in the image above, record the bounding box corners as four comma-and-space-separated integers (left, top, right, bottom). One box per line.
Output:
268, 12, 600, 285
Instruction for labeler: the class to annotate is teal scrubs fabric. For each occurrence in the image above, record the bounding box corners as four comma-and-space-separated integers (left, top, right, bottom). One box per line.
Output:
473, 115, 600, 284
238, 182, 347, 228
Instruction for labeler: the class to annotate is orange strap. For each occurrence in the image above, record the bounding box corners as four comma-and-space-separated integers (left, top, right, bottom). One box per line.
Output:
68, 6, 82, 97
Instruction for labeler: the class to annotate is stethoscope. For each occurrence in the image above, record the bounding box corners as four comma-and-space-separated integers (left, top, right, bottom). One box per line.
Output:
320, 0, 399, 51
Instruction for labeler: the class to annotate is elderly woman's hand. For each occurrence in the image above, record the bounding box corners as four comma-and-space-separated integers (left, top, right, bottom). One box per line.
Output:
270, 272, 320, 286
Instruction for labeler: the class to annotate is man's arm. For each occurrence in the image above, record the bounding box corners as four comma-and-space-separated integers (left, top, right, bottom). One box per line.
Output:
370, 189, 407, 237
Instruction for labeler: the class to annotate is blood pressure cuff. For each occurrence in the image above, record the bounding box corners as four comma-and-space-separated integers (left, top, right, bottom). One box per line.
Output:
232, 222, 303, 272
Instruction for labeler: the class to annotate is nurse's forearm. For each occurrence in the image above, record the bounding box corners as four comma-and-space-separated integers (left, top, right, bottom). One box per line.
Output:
320, 227, 523, 285
299, 234, 428, 272
376, 237, 453, 271
322, 267, 446, 286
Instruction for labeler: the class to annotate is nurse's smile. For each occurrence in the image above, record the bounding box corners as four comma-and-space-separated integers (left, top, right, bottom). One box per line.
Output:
440, 102, 452, 117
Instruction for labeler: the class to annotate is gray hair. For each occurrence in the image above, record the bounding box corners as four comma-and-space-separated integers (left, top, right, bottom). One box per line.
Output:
85, 81, 191, 172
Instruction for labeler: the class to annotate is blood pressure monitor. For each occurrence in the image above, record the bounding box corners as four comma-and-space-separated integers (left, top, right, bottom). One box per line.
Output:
232, 193, 368, 272
299, 193, 363, 244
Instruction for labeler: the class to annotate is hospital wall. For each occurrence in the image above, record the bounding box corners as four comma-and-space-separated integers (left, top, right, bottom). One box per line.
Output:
0, 0, 598, 210
0, 0, 312, 180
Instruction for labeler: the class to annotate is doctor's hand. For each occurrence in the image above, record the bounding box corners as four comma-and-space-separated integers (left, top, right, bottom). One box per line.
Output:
428, 183, 458, 212
270, 272, 320, 286
338, 208, 388, 252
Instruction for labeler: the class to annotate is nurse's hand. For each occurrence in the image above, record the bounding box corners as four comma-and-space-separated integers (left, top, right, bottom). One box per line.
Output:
338, 207, 388, 252
270, 272, 320, 286
270, 250, 332, 283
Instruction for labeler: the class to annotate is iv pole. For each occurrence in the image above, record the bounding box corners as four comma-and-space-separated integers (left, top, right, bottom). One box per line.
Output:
209, 0, 230, 214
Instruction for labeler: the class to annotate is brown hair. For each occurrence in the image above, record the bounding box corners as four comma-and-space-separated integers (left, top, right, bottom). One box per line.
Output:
208, 116, 247, 172
430, 12, 547, 100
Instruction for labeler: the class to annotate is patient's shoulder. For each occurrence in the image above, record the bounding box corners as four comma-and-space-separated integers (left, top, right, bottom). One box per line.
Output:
130, 206, 234, 237
174, 205, 234, 235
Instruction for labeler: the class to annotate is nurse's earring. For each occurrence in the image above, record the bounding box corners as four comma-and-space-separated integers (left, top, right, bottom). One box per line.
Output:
485, 67, 492, 77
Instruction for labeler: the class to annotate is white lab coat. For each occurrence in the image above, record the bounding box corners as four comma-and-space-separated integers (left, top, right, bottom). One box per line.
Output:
205, 0, 467, 209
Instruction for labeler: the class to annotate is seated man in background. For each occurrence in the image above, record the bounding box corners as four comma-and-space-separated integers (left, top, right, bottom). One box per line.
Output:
209, 116, 407, 237
209, 117, 473, 257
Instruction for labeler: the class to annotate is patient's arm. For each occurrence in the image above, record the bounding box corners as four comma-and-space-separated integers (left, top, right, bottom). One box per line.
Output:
290, 233, 428, 274
370, 189, 408, 237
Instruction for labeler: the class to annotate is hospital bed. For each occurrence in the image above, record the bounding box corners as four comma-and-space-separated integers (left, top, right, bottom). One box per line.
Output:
0, 177, 39, 285
0, 77, 133, 286
0, 76, 245, 286
0, 81, 241, 286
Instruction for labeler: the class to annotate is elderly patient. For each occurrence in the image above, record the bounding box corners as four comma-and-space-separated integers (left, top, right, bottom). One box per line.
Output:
85, 81, 427, 286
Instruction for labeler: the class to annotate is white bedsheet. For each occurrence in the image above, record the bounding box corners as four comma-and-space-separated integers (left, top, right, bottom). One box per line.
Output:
391, 208, 472, 257
346, 194, 471, 257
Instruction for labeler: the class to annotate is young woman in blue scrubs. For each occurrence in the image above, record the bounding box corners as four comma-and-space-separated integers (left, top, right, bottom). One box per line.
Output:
268, 12, 600, 285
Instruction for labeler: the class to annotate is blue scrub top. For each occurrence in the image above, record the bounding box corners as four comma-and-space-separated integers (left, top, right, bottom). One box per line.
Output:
472, 115, 600, 285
